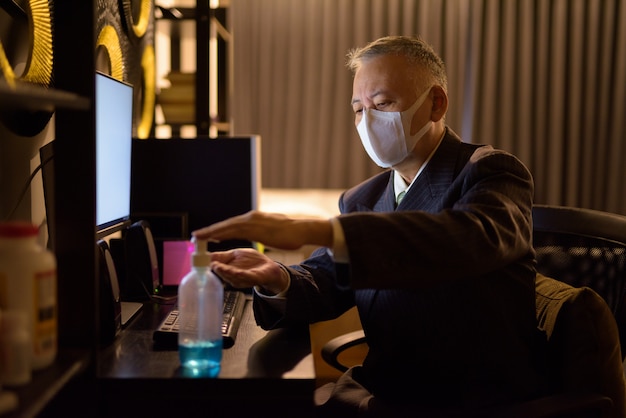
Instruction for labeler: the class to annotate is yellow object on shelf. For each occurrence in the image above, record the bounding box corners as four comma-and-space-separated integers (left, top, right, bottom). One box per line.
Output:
158, 72, 195, 124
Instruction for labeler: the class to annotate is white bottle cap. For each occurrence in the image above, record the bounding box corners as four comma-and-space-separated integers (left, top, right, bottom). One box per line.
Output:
191, 237, 212, 267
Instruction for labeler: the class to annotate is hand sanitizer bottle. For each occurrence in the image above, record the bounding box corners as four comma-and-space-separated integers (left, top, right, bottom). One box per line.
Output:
178, 238, 223, 377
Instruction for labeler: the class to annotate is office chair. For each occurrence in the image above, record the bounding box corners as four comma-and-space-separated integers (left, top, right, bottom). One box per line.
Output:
321, 204, 626, 418
532, 204, 626, 360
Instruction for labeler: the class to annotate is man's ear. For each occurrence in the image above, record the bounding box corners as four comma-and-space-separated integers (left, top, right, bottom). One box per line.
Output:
430, 85, 448, 122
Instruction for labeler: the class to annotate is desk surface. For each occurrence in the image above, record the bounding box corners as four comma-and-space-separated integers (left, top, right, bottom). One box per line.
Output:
97, 296, 316, 417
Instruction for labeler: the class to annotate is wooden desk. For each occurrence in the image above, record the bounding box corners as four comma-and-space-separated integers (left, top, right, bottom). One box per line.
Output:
96, 297, 316, 417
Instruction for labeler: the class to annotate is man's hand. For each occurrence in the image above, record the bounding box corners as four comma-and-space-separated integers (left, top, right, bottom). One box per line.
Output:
210, 248, 288, 295
193, 210, 333, 250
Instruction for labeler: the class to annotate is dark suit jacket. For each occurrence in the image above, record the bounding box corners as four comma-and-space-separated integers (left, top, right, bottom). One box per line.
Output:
254, 128, 543, 411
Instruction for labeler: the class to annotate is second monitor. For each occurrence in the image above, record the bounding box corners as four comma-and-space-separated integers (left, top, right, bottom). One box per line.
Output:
130, 135, 261, 251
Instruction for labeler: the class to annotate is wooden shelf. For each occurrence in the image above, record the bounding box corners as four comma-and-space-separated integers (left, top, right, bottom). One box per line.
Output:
2, 349, 92, 418
0, 80, 89, 112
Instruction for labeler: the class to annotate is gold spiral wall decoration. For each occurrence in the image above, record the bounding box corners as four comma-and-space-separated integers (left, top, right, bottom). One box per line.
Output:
0, 0, 54, 136
0, 0, 54, 87
96, 0, 155, 138
137, 43, 155, 138
22, 0, 53, 86
120, 0, 152, 40
117, 0, 155, 138
0, 42, 17, 87
95, 24, 125, 81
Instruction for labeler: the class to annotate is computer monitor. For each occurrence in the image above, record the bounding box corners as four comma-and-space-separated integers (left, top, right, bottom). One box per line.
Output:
95, 71, 133, 239
39, 73, 134, 248
130, 135, 261, 253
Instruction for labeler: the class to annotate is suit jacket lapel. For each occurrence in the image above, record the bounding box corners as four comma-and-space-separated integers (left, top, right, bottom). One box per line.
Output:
375, 175, 396, 212
354, 172, 396, 212
396, 135, 460, 211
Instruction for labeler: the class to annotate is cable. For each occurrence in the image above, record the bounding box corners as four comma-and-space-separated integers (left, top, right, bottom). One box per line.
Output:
140, 278, 177, 304
3, 153, 54, 222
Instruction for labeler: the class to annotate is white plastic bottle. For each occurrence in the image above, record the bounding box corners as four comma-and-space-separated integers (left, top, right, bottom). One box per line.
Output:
177, 238, 223, 377
0, 222, 57, 371
0, 311, 32, 386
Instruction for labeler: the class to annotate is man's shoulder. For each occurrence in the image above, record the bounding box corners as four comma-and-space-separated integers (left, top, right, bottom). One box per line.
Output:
444, 127, 521, 161
339, 170, 392, 212
441, 128, 485, 156
441, 129, 528, 174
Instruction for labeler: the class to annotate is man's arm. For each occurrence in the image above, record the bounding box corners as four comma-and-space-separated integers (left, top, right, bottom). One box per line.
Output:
339, 148, 534, 289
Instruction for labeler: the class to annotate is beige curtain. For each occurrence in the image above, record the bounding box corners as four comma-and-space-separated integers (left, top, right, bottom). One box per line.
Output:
229, 0, 626, 215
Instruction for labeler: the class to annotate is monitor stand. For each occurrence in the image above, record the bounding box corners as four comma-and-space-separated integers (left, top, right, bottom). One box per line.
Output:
121, 301, 143, 328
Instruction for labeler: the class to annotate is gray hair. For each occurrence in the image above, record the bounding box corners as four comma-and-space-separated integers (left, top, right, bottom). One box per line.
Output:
346, 36, 448, 91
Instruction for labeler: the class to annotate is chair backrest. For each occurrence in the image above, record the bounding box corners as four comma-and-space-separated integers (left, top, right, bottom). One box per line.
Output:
536, 274, 626, 418
532, 204, 626, 360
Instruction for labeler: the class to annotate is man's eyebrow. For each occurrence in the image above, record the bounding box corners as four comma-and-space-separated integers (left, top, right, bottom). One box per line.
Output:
351, 90, 387, 106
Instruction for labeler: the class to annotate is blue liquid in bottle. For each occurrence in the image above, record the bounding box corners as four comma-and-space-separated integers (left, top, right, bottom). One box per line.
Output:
178, 238, 224, 378
179, 340, 222, 377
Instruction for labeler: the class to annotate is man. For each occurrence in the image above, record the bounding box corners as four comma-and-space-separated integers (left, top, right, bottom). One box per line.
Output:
194, 36, 543, 416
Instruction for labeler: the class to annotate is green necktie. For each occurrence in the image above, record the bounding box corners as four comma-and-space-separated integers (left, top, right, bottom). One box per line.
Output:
396, 191, 406, 205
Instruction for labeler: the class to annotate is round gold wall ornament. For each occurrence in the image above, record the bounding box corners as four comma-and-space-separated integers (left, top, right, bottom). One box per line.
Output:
0, 0, 54, 136
137, 43, 155, 139
120, 0, 152, 40
0, 41, 17, 86
0, 0, 53, 86
22, 0, 53, 86
95, 24, 125, 81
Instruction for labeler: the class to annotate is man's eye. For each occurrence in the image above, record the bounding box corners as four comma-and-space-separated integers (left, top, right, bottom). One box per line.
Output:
354, 108, 363, 115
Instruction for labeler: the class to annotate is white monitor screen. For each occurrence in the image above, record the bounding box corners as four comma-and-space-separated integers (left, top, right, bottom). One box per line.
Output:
95, 72, 133, 237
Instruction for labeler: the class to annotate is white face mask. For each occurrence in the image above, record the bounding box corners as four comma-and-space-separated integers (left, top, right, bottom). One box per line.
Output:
357, 87, 433, 168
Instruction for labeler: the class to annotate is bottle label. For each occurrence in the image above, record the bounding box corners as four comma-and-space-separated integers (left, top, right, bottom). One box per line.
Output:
33, 269, 57, 356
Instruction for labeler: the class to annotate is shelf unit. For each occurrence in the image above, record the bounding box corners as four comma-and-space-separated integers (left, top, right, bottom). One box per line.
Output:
0, 83, 92, 418
1, 2, 231, 415
154, 3, 231, 137
0, 3, 96, 416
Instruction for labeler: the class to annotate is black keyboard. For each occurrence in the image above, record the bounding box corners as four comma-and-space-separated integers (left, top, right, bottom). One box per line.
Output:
153, 290, 247, 349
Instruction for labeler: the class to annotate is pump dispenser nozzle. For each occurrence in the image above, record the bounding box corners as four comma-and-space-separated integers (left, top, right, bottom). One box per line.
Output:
191, 237, 212, 267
